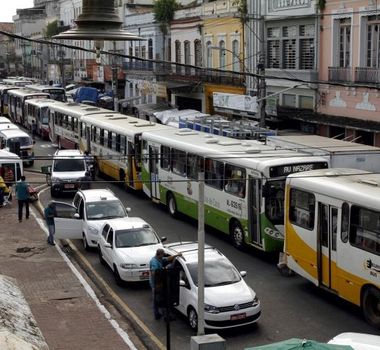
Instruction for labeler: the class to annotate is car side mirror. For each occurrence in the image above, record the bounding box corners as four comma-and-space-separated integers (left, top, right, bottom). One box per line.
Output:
74, 213, 80, 219
240, 271, 247, 278
126, 207, 131, 213
104, 242, 112, 249
161, 236, 167, 243
33, 140, 36, 144
179, 280, 186, 287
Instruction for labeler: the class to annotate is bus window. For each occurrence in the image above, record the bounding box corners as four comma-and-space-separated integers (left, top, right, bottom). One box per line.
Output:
205, 158, 224, 190
73, 118, 78, 133
107, 131, 112, 149
161, 146, 170, 171
100, 129, 105, 146
171, 148, 186, 176
289, 188, 315, 230
341, 202, 349, 243
116, 134, 121, 152
187, 154, 204, 180
350, 206, 380, 254
120, 135, 126, 155
265, 180, 285, 224
224, 164, 246, 198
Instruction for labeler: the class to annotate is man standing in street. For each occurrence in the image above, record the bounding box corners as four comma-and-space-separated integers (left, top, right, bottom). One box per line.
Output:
15, 176, 29, 223
149, 248, 181, 320
44, 202, 56, 246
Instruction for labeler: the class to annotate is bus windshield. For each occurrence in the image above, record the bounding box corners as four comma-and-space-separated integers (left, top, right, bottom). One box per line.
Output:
40, 107, 49, 125
49, 90, 66, 102
264, 180, 285, 225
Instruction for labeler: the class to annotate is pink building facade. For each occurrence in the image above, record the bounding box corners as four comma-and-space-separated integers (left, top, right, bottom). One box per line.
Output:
318, 0, 380, 146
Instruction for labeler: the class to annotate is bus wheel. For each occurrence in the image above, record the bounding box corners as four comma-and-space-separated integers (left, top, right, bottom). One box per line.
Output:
362, 286, 380, 328
230, 220, 244, 249
167, 193, 177, 218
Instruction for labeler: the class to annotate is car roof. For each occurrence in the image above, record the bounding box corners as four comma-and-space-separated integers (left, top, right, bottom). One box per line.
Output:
164, 242, 223, 263
328, 332, 380, 350
79, 189, 118, 202
54, 149, 83, 157
106, 217, 151, 230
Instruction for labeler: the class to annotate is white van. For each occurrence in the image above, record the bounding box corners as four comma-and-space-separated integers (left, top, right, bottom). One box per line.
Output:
0, 149, 23, 186
328, 332, 380, 350
0, 128, 34, 166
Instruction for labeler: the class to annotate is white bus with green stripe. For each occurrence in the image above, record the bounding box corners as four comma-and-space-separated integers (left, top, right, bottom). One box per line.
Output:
141, 128, 328, 252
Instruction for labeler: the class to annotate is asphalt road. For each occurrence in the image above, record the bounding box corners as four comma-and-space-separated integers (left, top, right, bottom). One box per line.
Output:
33, 137, 378, 350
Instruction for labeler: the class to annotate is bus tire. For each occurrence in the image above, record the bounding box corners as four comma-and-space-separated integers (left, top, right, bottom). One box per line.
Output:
230, 220, 244, 249
362, 286, 380, 328
167, 192, 178, 218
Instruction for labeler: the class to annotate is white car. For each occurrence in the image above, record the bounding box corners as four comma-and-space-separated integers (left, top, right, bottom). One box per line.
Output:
50, 149, 89, 197
51, 188, 130, 250
328, 333, 380, 350
98, 218, 166, 284
164, 242, 261, 330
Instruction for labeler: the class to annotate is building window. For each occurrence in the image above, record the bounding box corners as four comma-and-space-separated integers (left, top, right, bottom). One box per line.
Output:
267, 23, 315, 70
299, 95, 314, 109
283, 94, 296, 107
206, 41, 212, 68
194, 39, 202, 67
148, 39, 153, 59
339, 18, 351, 67
366, 16, 380, 68
219, 40, 226, 69
175, 40, 181, 73
232, 39, 240, 72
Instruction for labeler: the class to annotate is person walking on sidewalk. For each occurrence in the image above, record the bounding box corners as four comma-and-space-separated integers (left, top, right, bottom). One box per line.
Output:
15, 176, 29, 222
44, 202, 56, 246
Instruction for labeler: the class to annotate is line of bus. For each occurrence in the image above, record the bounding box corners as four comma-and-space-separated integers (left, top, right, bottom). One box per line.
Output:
8, 89, 50, 126
2, 78, 33, 87
282, 168, 380, 328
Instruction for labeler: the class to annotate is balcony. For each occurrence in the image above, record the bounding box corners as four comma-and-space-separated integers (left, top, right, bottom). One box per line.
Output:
355, 67, 380, 84
328, 67, 352, 82
123, 60, 245, 86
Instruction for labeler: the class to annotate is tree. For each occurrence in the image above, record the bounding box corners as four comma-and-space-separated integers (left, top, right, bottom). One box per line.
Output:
233, 0, 248, 24
45, 20, 60, 39
153, 0, 179, 60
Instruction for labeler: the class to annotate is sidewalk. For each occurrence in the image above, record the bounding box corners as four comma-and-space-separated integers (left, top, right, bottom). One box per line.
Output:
0, 173, 147, 350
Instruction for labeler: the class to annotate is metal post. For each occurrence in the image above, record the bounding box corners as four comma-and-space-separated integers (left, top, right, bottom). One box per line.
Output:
112, 41, 118, 111
197, 172, 205, 335
258, 16, 266, 128
166, 270, 171, 350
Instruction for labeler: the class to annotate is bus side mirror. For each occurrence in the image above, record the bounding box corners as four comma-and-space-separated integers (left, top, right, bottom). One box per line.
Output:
41, 165, 51, 175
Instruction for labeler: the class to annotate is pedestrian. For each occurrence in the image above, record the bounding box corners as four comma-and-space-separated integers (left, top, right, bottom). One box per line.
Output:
31, 120, 37, 139
44, 202, 56, 246
149, 248, 182, 320
15, 175, 29, 222
0, 175, 10, 207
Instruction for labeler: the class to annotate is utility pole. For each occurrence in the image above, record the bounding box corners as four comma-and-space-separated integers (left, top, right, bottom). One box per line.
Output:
258, 15, 266, 128
112, 41, 118, 111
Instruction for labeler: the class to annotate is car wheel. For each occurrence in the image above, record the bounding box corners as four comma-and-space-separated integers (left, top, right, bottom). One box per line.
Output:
188, 307, 198, 330
98, 246, 106, 266
113, 264, 123, 286
167, 193, 177, 218
362, 286, 380, 328
82, 234, 90, 251
230, 220, 244, 249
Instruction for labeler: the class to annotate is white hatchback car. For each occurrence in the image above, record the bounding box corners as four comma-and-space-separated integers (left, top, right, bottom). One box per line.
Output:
51, 189, 130, 250
98, 218, 166, 284
164, 242, 261, 330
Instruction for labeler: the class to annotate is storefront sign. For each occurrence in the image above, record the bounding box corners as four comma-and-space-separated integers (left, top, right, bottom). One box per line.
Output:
213, 92, 258, 114
269, 0, 311, 12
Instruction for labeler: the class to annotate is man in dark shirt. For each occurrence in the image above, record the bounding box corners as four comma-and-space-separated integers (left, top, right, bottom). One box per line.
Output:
15, 176, 29, 222
44, 202, 56, 246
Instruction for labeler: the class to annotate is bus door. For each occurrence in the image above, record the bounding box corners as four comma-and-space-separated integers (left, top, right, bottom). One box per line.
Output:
248, 177, 261, 246
318, 203, 338, 291
149, 145, 160, 200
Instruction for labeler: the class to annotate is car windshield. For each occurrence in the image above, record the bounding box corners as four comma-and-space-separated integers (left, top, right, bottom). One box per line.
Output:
115, 227, 159, 248
6, 137, 31, 147
53, 158, 85, 172
86, 200, 126, 220
187, 258, 241, 287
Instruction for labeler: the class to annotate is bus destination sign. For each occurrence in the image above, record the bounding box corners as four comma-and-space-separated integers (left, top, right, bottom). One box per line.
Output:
270, 162, 328, 177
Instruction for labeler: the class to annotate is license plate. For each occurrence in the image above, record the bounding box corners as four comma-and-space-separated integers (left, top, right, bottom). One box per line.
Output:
230, 313, 246, 321
140, 271, 150, 279
64, 184, 75, 189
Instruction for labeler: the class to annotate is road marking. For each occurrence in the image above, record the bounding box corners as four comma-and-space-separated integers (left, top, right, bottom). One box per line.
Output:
40, 144, 53, 148
35, 189, 165, 350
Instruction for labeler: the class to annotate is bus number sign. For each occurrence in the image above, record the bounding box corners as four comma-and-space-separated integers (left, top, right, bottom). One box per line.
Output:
270, 162, 328, 177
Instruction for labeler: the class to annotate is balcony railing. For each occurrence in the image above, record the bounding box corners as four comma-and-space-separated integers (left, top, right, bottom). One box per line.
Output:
328, 67, 352, 82
355, 67, 380, 84
123, 59, 244, 86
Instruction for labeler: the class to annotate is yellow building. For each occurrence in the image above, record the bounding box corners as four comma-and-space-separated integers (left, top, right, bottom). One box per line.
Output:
203, 14, 245, 114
